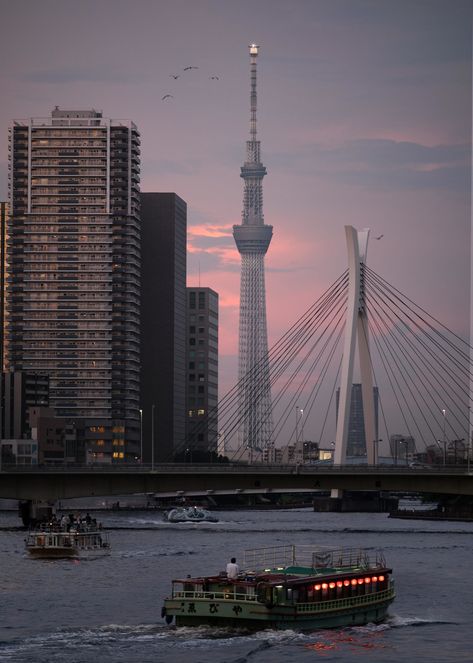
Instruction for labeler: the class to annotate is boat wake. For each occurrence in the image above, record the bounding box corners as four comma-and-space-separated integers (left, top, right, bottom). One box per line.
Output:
0, 617, 461, 663
117, 548, 198, 559
384, 615, 459, 628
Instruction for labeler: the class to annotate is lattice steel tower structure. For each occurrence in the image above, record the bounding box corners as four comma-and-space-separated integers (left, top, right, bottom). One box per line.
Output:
233, 44, 273, 452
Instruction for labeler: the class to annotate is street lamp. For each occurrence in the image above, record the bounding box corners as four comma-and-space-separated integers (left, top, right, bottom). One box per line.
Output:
295, 405, 299, 444
401, 439, 409, 466
300, 408, 305, 443
373, 438, 382, 465
151, 403, 156, 471
442, 408, 447, 466
139, 408, 143, 464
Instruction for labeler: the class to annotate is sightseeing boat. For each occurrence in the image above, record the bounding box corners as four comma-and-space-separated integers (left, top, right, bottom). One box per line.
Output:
162, 544, 395, 630
163, 506, 219, 523
25, 527, 111, 560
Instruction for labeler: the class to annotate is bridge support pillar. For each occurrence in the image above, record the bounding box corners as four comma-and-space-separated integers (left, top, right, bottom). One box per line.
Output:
331, 226, 377, 500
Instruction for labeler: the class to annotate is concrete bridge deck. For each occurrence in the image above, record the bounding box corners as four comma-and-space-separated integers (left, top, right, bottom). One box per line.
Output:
1, 463, 472, 501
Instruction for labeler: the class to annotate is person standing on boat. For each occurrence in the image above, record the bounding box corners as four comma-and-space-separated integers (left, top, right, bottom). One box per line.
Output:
226, 557, 240, 579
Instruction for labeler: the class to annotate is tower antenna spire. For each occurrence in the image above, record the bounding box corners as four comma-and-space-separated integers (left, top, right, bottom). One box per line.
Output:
249, 43, 259, 144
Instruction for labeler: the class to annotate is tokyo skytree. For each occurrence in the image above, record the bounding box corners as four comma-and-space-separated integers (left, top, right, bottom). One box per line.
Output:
233, 44, 273, 452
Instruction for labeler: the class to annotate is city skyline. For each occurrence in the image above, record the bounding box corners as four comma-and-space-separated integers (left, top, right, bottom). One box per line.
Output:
0, 0, 471, 427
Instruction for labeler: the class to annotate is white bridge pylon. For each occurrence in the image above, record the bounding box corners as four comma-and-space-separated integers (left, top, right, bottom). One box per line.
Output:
333, 226, 377, 471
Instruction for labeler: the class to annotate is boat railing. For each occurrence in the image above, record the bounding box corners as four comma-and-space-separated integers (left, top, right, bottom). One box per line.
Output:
295, 587, 395, 614
173, 589, 258, 603
172, 585, 395, 608
243, 545, 386, 571
26, 530, 109, 549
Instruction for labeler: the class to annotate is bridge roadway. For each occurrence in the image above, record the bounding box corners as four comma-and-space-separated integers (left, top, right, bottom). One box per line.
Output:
1, 463, 472, 501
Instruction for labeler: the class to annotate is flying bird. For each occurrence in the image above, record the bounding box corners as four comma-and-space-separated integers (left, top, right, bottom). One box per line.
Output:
169, 74, 180, 79
375, 234, 384, 240
183, 66, 199, 71
209, 76, 219, 80
162, 94, 174, 101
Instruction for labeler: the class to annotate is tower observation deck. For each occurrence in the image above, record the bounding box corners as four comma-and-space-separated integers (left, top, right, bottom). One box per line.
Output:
233, 44, 273, 453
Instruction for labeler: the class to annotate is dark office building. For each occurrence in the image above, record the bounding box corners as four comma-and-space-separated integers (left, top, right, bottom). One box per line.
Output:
185, 287, 219, 457
336, 383, 379, 457
0, 371, 49, 440
5, 108, 141, 461
140, 193, 186, 462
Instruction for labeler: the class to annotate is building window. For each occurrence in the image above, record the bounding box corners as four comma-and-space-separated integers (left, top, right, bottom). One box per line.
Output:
189, 326, 196, 333
189, 292, 196, 309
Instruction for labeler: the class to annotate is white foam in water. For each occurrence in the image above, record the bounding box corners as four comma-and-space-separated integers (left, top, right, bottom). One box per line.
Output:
387, 615, 454, 628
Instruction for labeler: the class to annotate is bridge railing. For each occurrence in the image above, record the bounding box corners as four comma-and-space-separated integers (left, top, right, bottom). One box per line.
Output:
0, 462, 471, 475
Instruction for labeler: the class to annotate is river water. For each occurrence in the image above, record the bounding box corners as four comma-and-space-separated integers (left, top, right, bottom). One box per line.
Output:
1, 506, 472, 663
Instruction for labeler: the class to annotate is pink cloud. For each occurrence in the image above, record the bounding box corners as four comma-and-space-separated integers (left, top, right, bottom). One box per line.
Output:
188, 223, 233, 238
187, 239, 240, 264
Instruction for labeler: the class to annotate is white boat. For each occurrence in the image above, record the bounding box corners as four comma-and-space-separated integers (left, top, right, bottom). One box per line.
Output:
25, 527, 111, 559
164, 506, 219, 523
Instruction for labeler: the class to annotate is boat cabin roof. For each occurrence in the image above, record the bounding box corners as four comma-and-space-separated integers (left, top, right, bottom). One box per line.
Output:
172, 565, 391, 588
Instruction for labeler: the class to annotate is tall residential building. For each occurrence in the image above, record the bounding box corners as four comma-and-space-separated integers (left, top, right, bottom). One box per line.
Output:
336, 384, 379, 457
185, 287, 219, 457
0, 202, 8, 371
140, 193, 186, 463
5, 108, 141, 460
233, 44, 273, 452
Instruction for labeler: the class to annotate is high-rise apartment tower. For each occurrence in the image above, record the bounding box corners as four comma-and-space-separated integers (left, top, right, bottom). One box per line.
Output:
0, 202, 8, 371
5, 108, 141, 459
233, 44, 273, 451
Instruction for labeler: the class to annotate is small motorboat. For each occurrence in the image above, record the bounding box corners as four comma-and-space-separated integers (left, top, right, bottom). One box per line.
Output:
164, 506, 219, 523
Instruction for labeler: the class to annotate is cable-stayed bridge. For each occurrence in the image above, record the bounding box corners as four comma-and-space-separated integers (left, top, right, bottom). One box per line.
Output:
2, 226, 473, 509
176, 226, 473, 472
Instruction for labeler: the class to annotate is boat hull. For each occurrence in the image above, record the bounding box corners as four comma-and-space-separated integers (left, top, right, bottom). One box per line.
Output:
165, 589, 395, 631
27, 547, 110, 560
